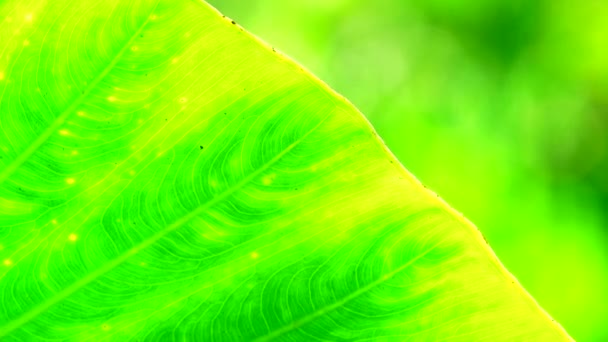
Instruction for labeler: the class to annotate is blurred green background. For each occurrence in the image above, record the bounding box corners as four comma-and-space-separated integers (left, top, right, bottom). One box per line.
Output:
207, 0, 608, 340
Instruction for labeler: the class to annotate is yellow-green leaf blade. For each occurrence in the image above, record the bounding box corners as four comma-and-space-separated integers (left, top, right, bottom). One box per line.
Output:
0, 0, 572, 341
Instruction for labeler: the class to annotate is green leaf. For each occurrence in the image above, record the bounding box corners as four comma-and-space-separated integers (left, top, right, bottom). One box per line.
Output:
0, 0, 572, 341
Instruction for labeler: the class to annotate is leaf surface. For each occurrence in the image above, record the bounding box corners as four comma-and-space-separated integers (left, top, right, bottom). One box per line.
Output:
0, 0, 571, 341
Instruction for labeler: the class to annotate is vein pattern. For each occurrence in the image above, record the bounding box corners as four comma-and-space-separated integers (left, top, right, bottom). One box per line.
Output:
0, 1, 572, 341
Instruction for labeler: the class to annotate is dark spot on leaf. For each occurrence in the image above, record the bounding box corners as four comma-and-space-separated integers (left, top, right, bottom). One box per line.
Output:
200, 146, 204, 150
231, 20, 236, 25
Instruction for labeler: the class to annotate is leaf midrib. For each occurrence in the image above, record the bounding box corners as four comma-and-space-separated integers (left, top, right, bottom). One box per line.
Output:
0, 0, 160, 186
0, 109, 332, 337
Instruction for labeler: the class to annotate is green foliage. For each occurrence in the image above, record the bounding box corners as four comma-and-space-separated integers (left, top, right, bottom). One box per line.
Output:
206, 0, 608, 340
0, 0, 572, 340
